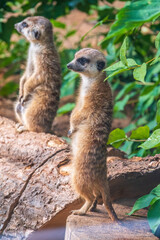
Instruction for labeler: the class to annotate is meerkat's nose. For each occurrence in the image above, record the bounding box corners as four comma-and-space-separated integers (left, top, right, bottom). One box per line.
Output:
67, 63, 72, 69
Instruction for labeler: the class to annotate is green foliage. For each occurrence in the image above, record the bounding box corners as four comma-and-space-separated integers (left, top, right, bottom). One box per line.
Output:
139, 129, 160, 149
57, 103, 75, 116
130, 126, 150, 140
109, 94, 160, 156
101, 0, 160, 43
128, 193, 156, 216
128, 184, 160, 237
0, 82, 18, 97
107, 128, 126, 148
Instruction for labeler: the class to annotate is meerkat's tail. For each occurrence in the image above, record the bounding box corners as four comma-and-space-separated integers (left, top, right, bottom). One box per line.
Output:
100, 182, 119, 222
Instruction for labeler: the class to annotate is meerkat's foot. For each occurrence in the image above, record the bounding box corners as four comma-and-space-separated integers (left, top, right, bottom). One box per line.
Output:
16, 124, 27, 133
72, 209, 86, 216
72, 200, 92, 216
16, 123, 22, 129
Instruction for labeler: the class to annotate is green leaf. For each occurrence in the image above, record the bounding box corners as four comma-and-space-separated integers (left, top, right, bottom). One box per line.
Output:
156, 100, 160, 125
139, 129, 160, 149
101, 0, 160, 42
107, 128, 126, 148
148, 199, 160, 234
105, 58, 137, 72
155, 32, 160, 50
115, 82, 136, 101
105, 61, 125, 72
65, 29, 77, 39
60, 71, 78, 98
150, 57, 160, 66
105, 68, 129, 80
62, 136, 71, 144
81, 15, 108, 42
133, 63, 147, 82
150, 33, 160, 65
150, 197, 160, 206
151, 184, 160, 197
50, 19, 66, 29
130, 126, 149, 140
0, 82, 18, 97
120, 36, 128, 66
57, 103, 75, 116
114, 95, 130, 112
128, 193, 156, 216
127, 58, 138, 67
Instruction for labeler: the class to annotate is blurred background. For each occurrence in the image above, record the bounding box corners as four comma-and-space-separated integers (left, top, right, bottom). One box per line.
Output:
0, 0, 160, 158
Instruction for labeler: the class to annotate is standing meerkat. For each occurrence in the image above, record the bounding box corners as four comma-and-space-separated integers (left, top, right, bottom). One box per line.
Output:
67, 48, 118, 221
14, 16, 61, 133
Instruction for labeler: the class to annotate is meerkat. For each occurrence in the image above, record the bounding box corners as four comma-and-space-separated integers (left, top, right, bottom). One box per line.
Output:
14, 16, 61, 133
67, 48, 118, 221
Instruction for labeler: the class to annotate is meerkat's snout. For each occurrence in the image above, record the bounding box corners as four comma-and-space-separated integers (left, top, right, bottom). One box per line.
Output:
14, 21, 28, 34
67, 63, 73, 69
14, 23, 20, 32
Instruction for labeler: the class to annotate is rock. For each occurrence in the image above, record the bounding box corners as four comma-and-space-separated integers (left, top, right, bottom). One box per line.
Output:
65, 199, 158, 240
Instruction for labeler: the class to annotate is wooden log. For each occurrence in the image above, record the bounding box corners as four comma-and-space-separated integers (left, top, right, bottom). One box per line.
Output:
0, 116, 160, 239
0, 116, 77, 239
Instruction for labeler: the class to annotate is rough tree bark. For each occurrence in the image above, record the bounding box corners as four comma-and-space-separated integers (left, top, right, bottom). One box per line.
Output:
0, 116, 160, 239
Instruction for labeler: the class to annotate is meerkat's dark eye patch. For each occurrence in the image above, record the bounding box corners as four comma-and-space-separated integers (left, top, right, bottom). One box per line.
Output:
77, 57, 90, 66
97, 60, 105, 71
32, 29, 41, 40
22, 22, 28, 28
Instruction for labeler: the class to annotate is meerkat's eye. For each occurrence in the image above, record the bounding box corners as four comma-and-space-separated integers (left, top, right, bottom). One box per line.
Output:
22, 22, 28, 28
97, 60, 105, 71
77, 57, 90, 66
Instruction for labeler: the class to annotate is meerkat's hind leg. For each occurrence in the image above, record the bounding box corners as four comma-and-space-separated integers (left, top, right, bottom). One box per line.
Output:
90, 199, 98, 212
72, 199, 93, 216
101, 183, 119, 222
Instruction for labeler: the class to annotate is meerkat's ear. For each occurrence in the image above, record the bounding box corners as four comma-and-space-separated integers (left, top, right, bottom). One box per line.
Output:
32, 29, 41, 40
97, 60, 105, 71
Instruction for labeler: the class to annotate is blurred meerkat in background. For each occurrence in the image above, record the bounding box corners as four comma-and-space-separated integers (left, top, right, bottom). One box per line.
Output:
14, 16, 61, 133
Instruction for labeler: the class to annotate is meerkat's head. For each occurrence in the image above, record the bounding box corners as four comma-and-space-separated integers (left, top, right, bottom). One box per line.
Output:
14, 16, 53, 43
67, 48, 106, 78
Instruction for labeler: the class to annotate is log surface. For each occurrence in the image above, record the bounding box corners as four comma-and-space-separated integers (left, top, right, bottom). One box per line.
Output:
65, 199, 158, 240
0, 116, 160, 239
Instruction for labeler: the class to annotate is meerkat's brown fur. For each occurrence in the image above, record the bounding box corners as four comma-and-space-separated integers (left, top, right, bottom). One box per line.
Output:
67, 48, 118, 221
14, 16, 61, 133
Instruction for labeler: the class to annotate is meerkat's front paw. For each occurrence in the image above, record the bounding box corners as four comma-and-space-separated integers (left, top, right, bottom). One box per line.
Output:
18, 95, 23, 102
16, 124, 27, 133
72, 209, 86, 216
21, 94, 31, 106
